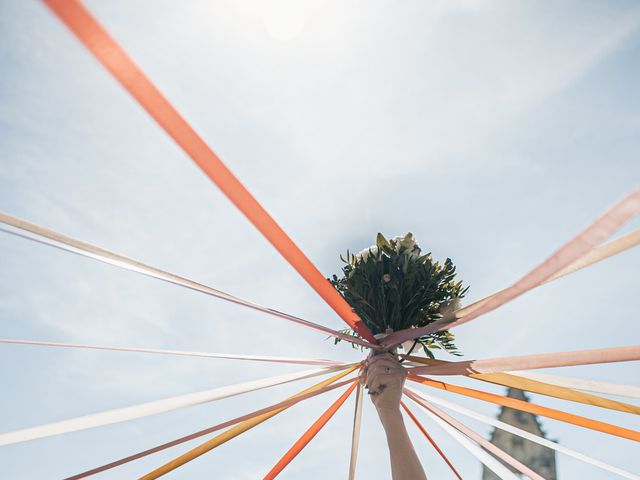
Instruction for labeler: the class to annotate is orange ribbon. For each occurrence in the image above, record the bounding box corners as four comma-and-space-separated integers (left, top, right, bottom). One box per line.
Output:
401, 402, 462, 480
42, 0, 376, 344
264, 381, 357, 479
139, 365, 359, 479
65, 378, 355, 480
408, 374, 640, 442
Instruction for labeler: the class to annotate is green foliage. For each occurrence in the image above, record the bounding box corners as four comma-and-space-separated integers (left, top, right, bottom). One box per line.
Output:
329, 233, 468, 357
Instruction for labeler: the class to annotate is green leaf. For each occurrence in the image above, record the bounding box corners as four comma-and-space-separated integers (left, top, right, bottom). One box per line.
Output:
376, 233, 392, 251
332, 232, 468, 358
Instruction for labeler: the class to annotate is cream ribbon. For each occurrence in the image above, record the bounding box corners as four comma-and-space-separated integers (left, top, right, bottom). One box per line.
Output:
0, 338, 342, 366
0, 363, 354, 446
348, 382, 364, 480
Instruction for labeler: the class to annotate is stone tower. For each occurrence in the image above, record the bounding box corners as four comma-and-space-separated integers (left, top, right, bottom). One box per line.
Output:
482, 388, 557, 480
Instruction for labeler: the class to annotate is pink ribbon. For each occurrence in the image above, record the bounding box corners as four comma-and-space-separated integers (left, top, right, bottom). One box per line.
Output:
381, 189, 640, 346
0, 212, 375, 348
409, 345, 640, 375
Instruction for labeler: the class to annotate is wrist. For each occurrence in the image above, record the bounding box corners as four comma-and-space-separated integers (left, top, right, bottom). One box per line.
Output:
377, 407, 403, 424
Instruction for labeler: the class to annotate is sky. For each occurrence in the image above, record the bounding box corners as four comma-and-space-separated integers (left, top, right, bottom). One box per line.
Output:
0, 0, 639, 478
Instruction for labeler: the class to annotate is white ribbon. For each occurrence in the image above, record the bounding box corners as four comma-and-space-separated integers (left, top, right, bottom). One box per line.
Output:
0, 363, 354, 446
348, 382, 364, 480
407, 387, 639, 480
0, 338, 342, 366
405, 390, 519, 480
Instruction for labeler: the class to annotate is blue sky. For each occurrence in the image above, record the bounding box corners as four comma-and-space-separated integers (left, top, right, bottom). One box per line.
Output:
1, 0, 639, 478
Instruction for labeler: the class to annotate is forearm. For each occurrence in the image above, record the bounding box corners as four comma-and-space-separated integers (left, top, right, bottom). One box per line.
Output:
379, 409, 427, 480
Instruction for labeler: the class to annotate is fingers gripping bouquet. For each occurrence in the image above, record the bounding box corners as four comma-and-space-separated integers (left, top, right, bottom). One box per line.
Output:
330, 233, 468, 358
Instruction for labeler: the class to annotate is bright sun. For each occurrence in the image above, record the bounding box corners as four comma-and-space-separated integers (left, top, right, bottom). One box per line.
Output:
260, 0, 310, 41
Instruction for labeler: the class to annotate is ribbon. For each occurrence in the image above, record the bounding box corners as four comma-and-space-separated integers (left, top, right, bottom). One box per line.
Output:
408, 374, 640, 442
139, 366, 359, 479
406, 390, 544, 480
400, 402, 462, 480
263, 381, 357, 479
381, 190, 640, 346
469, 372, 640, 415
405, 355, 640, 414
405, 394, 519, 479
41, 0, 376, 344
65, 378, 355, 480
543, 229, 640, 283
512, 371, 640, 400
454, 229, 640, 321
0, 364, 355, 446
408, 388, 640, 480
0, 338, 342, 366
408, 345, 640, 375
0, 213, 374, 348
348, 382, 364, 480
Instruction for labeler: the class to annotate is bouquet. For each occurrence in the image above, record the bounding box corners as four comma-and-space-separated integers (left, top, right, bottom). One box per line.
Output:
330, 232, 468, 358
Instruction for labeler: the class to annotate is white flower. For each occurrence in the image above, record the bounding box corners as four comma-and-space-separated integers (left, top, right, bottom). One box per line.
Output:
352, 232, 421, 265
438, 297, 461, 317
392, 232, 420, 257
354, 245, 378, 263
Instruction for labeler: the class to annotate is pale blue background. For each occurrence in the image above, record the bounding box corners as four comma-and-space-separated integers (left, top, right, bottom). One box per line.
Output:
1, 0, 639, 478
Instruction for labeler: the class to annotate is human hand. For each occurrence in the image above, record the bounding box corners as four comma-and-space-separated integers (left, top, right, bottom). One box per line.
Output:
364, 353, 407, 416
363, 354, 427, 480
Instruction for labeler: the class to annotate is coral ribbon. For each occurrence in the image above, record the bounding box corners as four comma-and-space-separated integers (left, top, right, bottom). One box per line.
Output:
408, 374, 640, 442
41, 0, 375, 344
139, 366, 359, 480
381, 190, 640, 346
407, 387, 640, 480
0, 213, 374, 348
401, 402, 463, 480
263, 381, 357, 479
